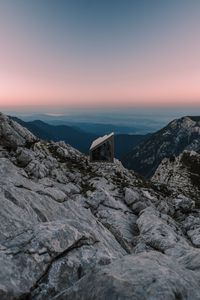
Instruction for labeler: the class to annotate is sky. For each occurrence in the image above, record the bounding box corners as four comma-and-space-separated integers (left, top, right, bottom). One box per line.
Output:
0, 0, 200, 109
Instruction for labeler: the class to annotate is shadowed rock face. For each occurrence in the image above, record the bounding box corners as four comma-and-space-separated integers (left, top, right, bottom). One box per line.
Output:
122, 116, 200, 178
1, 113, 200, 300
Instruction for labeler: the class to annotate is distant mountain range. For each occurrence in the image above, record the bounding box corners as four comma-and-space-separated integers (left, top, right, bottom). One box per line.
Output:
13, 118, 148, 160
122, 116, 200, 178
16, 111, 168, 134
13, 115, 200, 180
13, 118, 95, 154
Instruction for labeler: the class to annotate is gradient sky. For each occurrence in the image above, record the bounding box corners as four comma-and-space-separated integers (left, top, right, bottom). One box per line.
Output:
0, 0, 200, 108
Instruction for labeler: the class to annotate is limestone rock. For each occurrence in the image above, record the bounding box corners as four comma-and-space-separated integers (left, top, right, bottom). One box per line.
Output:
54, 252, 200, 300
0, 112, 200, 299
0, 113, 37, 148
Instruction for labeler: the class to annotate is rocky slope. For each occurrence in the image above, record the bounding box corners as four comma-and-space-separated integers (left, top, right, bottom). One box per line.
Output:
153, 150, 200, 207
123, 116, 200, 178
1, 112, 200, 299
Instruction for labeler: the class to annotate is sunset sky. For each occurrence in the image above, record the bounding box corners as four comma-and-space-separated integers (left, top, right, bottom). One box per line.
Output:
0, 0, 200, 109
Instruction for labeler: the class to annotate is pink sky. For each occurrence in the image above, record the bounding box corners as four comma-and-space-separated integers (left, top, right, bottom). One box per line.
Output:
1, 63, 200, 108
0, 1, 200, 109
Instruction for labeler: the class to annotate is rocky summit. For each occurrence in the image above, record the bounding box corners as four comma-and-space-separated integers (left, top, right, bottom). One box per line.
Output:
1, 112, 200, 300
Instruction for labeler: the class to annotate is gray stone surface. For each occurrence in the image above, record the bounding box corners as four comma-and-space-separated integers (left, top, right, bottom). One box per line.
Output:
152, 151, 200, 206
0, 113, 200, 299
54, 252, 200, 300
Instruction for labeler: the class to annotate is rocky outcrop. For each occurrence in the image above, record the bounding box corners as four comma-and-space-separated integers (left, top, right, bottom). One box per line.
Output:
0, 113, 37, 148
152, 151, 200, 207
1, 113, 200, 299
54, 251, 200, 300
122, 116, 200, 178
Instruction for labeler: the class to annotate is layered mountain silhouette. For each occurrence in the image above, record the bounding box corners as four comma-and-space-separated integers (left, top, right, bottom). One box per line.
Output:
13, 117, 147, 160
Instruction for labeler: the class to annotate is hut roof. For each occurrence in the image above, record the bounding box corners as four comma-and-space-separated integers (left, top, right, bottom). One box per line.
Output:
90, 132, 114, 151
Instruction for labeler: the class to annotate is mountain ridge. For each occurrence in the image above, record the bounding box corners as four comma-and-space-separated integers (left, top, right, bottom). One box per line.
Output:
122, 115, 200, 177
12, 117, 148, 160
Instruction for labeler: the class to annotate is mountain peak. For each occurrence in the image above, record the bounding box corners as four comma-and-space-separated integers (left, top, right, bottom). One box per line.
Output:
122, 115, 200, 178
169, 115, 198, 128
